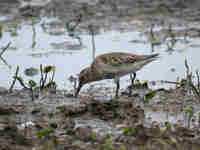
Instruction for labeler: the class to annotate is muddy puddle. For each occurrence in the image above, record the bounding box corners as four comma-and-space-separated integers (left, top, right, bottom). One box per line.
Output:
1, 0, 200, 150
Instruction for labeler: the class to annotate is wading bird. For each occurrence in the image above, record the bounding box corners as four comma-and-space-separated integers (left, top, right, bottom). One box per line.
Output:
75, 52, 159, 98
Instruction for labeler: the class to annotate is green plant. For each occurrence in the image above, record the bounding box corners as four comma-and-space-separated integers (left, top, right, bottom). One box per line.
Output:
40, 65, 56, 90
103, 135, 113, 150
28, 80, 37, 101
10, 65, 57, 100
166, 24, 177, 51
15, 76, 37, 100
122, 127, 137, 136
183, 59, 200, 99
36, 129, 56, 138
36, 128, 60, 149
144, 90, 156, 101
164, 121, 171, 130
7, 23, 20, 36
91, 135, 97, 143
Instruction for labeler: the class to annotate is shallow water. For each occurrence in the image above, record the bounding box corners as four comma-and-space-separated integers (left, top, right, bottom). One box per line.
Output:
0, 17, 200, 93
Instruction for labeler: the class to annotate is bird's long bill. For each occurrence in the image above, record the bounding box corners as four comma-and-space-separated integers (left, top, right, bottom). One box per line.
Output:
74, 83, 83, 97
141, 53, 159, 64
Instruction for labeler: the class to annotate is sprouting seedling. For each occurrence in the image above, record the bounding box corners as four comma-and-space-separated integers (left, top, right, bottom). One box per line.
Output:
144, 90, 157, 102
8, 23, 20, 36
28, 80, 37, 101
40, 65, 56, 90
91, 135, 97, 143
16, 76, 28, 89
122, 127, 137, 136
35, 128, 60, 149
10, 67, 38, 100
166, 24, 177, 51
36, 128, 56, 138
164, 121, 172, 130
16, 76, 37, 101
168, 24, 175, 39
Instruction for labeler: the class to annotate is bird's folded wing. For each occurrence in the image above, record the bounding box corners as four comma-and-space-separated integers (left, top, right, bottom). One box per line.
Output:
98, 54, 137, 66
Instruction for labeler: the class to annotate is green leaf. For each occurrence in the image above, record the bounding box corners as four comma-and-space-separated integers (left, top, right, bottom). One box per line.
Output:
144, 91, 156, 101
55, 139, 60, 145
91, 135, 97, 142
7, 23, 18, 29
46, 81, 57, 88
104, 136, 113, 150
164, 121, 171, 130
28, 80, 37, 88
184, 107, 194, 118
122, 127, 136, 136
16, 76, 27, 88
169, 31, 175, 38
36, 129, 56, 138
43, 65, 56, 73
56, 106, 65, 110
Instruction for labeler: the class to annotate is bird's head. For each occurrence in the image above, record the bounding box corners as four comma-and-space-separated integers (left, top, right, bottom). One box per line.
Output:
75, 66, 94, 97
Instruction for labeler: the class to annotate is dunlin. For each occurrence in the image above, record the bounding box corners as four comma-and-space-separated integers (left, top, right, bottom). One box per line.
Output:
75, 52, 159, 98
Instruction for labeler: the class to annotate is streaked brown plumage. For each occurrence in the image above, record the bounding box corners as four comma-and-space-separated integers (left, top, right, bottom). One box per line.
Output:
75, 52, 159, 97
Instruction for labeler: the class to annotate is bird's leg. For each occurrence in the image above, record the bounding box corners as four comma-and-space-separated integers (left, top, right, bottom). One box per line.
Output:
114, 76, 120, 98
129, 72, 136, 96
